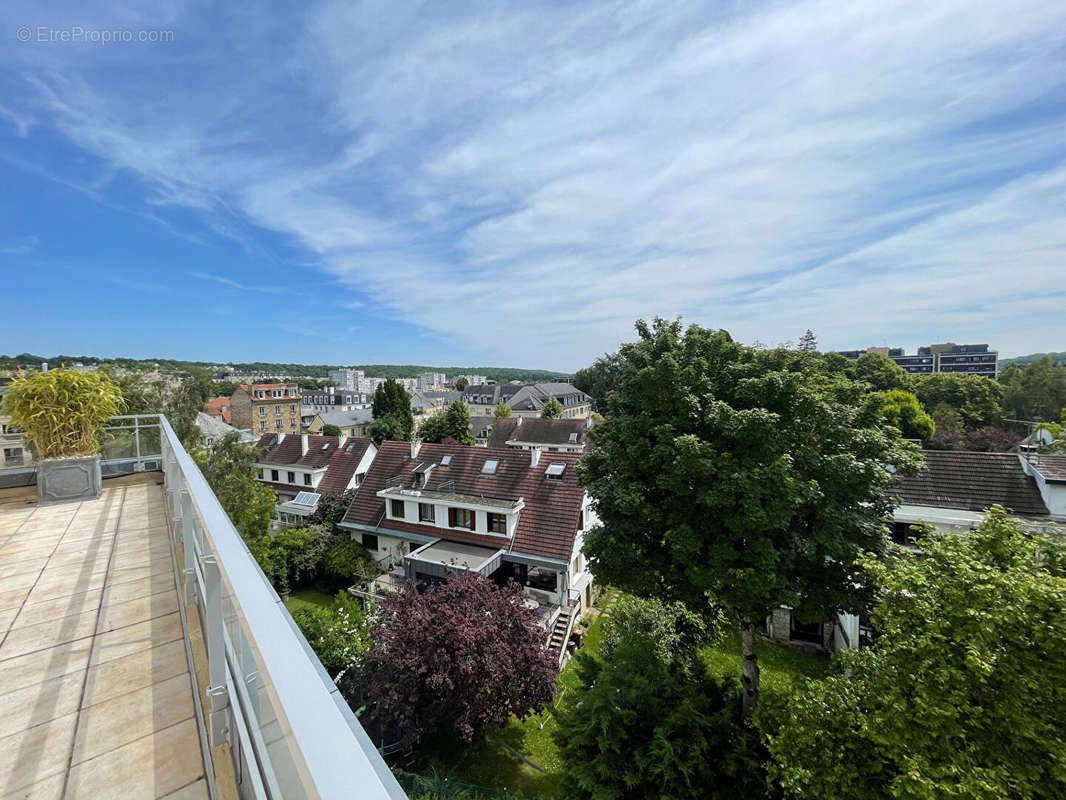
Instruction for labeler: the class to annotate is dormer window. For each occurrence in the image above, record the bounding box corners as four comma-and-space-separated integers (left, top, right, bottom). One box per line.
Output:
481, 459, 499, 475
545, 462, 566, 480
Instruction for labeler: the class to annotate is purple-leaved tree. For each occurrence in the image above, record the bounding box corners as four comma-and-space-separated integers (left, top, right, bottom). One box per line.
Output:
363, 572, 556, 748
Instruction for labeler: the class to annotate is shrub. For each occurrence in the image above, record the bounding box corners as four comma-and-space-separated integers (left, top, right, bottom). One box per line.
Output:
290, 592, 371, 678
3, 369, 125, 458
322, 539, 377, 584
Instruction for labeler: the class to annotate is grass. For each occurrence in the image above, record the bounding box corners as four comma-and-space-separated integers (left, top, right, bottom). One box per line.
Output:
283, 587, 336, 614
418, 589, 829, 798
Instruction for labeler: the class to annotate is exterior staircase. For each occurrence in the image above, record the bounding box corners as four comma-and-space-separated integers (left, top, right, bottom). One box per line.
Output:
548, 604, 577, 666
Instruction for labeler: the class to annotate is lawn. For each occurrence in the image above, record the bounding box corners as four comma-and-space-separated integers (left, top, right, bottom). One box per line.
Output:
283, 587, 337, 614
416, 590, 828, 798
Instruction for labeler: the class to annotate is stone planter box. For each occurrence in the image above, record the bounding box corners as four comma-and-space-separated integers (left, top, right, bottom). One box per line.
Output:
37, 455, 102, 505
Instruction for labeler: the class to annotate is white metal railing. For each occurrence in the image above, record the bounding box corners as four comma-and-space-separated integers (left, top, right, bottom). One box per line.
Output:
155, 414, 407, 800
0, 414, 164, 475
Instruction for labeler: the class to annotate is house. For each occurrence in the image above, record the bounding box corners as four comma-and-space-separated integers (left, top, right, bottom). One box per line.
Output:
195, 411, 256, 447
254, 433, 377, 526
487, 417, 590, 453
340, 440, 597, 661
305, 408, 375, 437
462, 382, 592, 419
204, 396, 232, 424
469, 415, 496, 446
230, 383, 302, 435
301, 386, 372, 416
769, 450, 1066, 656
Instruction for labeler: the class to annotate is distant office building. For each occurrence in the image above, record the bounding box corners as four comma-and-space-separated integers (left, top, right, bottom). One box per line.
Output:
328, 368, 364, 391
835, 343, 998, 378
458, 374, 488, 386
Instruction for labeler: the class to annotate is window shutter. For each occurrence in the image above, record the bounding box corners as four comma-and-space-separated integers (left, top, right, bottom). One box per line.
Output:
448, 507, 456, 527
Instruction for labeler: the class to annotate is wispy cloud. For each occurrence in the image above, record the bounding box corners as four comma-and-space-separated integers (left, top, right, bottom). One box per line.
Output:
1, 235, 39, 255
188, 271, 281, 294
2, 0, 1065, 365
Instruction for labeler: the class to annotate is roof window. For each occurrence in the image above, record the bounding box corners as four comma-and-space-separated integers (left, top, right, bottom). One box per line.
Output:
481, 458, 499, 475
321, 442, 331, 451
545, 462, 566, 480
441, 454, 452, 466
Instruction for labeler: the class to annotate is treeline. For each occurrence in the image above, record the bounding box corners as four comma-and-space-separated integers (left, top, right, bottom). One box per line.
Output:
0, 352, 565, 384
1000, 351, 1066, 368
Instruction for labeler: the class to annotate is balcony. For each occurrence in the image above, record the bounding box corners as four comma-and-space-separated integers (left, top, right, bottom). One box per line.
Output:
0, 415, 407, 800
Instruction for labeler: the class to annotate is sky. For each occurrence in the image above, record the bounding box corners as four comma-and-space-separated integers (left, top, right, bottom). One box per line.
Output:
1, 1, 1064, 372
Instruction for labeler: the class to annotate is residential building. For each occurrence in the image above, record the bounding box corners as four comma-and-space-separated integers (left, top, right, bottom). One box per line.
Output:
417, 371, 447, 391
195, 410, 256, 447
230, 382, 302, 435
204, 396, 232, 424
306, 408, 375, 437
458, 374, 488, 386
835, 342, 999, 377
469, 415, 496, 446
254, 432, 378, 526
488, 417, 591, 453
462, 382, 592, 419
341, 440, 597, 660
329, 367, 365, 390
302, 386, 372, 415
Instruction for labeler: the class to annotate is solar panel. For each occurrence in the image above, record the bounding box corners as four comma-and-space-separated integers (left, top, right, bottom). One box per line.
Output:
293, 492, 321, 506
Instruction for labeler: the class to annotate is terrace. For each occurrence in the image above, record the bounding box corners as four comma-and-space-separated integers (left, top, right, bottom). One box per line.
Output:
0, 415, 406, 800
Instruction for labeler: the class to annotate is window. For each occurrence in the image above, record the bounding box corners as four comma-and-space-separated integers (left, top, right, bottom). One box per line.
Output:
271, 469, 279, 482
577, 507, 584, 531
362, 533, 378, 551
258, 469, 265, 479
275, 420, 283, 430
259, 421, 267, 432
488, 513, 507, 534
789, 615, 823, 644
441, 454, 452, 466
481, 458, 499, 475
258, 406, 266, 417
390, 499, 406, 518
4, 447, 24, 465
290, 405, 296, 414
274, 405, 282, 415
287, 471, 295, 484
572, 554, 583, 574
419, 503, 435, 522
448, 507, 474, 530
527, 567, 557, 591
545, 462, 566, 480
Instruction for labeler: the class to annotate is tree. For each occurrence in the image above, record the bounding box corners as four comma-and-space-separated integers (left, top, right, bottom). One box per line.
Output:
573, 352, 624, 413
540, 397, 563, 418
493, 402, 512, 419
455, 376, 469, 391
265, 525, 332, 592
853, 352, 909, 391
418, 400, 474, 445
360, 573, 555, 749
195, 433, 276, 568
290, 592, 371, 678
320, 423, 342, 437
768, 507, 1066, 800
912, 373, 1004, 430
555, 597, 767, 800
961, 427, 1022, 452
796, 329, 818, 352
579, 319, 921, 718
866, 390, 935, 440
371, 378, 414, 442
167, 368, 215, 448
1000, 356, 1066, 423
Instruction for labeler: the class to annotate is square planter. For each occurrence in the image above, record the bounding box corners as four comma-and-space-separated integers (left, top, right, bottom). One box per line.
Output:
37, 455, 102, 506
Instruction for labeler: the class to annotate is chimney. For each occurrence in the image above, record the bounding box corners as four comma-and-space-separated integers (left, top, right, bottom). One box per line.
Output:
516, 416, 523, 427
338, 435, 348, 449
411, 437, 423, 459
301, 434, 309, 456
530, 447, 541, 468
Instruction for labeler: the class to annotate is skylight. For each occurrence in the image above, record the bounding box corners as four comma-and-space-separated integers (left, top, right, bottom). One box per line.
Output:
545, 462, 566, 480
481, 458, 499, 475
346, 443, 357, 453
441, 454, 452, 466
321, 442, 330, 451
568, 432, 578, 443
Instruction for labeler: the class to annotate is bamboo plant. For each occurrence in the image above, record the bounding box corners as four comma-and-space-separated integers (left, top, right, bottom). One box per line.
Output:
2, 369, 125, 460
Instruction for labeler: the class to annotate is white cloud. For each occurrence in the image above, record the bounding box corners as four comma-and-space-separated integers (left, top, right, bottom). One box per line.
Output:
188, 271, 281, 294
2, 0, 1065, 366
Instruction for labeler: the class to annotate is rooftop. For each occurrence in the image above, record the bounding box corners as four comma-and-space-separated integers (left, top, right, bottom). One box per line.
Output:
0, 475, 210, 799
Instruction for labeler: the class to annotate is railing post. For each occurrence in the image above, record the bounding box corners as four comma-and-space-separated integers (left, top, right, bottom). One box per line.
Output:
201, 554, 231, 746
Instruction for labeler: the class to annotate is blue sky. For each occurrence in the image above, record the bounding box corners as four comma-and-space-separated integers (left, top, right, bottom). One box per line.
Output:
1, 0, 1065, 372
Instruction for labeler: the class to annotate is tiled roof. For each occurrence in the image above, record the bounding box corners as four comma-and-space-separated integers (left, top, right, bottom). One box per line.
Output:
1032, 454, 1066, 482
255, 433, 374, 499
342, 441, 585, 561
892, 450, 1050, 516
317, 408, 374, 427
205, 397, 232, 424
487, 418, 586, 448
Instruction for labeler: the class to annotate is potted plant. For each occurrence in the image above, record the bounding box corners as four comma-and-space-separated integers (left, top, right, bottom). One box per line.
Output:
2, 368, 124, 505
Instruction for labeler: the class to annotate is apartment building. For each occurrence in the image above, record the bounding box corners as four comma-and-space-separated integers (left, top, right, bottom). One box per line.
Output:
836, 342, 999, 378
417, 371, 447, 391
303, 386, 372, 414
458, 374, 488, 386
462, 382, 592, 419
230, 382, 302, 435
328, 367, 365, 390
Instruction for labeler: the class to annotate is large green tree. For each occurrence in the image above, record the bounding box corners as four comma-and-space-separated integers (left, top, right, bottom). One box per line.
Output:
540, 397, 563, 418
866, 389, 935, 440
418, 400, 474, 444
911, 373, 1004, 430
370, 378, 414, 442
554, 597, 767, 799
1000, 356, 1066, 423
579, 319, 921, 718
573, 352, 624, 413
768, 507, 1066, 800
853, 352, 909, 391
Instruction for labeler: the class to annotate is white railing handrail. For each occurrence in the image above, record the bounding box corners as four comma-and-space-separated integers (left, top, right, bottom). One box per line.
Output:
156, 414, 406, 800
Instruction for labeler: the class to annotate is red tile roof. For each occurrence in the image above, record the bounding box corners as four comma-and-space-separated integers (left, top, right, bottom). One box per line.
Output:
205, 397, 232, 424
342, 441, 585, 561
255, 434, 374, 499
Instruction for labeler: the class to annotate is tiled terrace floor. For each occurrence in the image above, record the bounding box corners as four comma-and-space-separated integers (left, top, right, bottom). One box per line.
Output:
0, 475, 209, 800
